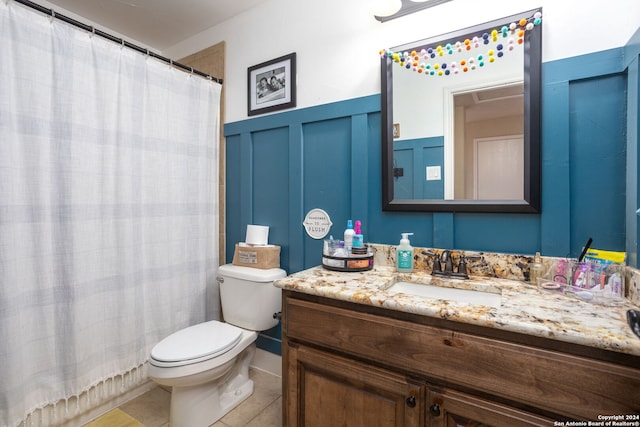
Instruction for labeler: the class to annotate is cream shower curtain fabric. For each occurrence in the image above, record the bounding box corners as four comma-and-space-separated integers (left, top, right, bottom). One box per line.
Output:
0, 2, 221, 426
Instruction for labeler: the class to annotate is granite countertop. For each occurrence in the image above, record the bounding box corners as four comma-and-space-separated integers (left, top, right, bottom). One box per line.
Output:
274, 265, 640, 357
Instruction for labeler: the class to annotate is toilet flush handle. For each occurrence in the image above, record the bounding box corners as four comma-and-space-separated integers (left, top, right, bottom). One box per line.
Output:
216, 276, 224, 284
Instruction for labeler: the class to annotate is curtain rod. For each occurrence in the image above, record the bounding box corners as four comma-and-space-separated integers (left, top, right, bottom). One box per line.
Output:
12, 0, 223, 84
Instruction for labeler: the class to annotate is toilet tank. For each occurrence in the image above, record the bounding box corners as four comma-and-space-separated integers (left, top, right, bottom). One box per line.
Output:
217, 264, 286, 331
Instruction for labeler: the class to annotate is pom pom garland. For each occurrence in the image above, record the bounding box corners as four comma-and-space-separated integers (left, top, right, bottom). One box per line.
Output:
379, 12, 542, 78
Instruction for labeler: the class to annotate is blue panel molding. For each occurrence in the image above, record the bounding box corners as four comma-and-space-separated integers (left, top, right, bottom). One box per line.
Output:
225, 49, 637, 268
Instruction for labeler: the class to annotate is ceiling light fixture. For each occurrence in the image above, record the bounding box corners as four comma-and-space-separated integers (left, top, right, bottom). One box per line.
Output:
374, 0, 453, 23
372, 0, 402, 18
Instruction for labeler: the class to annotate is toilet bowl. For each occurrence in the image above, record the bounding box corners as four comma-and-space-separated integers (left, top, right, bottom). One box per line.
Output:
148, 264, 286, 427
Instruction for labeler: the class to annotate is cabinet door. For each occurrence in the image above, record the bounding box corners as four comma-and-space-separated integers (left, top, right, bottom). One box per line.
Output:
427, 387, 552, 427
285, 342, 425, 427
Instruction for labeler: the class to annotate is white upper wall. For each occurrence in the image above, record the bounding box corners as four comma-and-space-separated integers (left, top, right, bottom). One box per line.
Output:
162, 0, 639, 123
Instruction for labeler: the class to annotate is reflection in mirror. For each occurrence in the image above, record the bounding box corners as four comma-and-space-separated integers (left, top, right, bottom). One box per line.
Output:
451, 83, 524, 200
381, 9, 542, 213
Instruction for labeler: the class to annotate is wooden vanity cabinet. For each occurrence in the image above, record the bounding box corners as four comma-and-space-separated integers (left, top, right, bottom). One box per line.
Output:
282, 291, 640, 426
286, 343, 425, 426
425, 387, 551, 426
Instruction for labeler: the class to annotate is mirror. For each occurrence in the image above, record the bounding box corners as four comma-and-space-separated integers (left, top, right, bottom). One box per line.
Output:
381, 9, 542, 213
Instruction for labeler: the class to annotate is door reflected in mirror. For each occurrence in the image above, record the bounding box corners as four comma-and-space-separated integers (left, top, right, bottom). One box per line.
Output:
452, 83, 524, 200
381, 9, 542, 213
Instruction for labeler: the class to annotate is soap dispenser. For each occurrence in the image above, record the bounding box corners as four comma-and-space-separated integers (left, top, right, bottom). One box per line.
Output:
397, 233, 414, 273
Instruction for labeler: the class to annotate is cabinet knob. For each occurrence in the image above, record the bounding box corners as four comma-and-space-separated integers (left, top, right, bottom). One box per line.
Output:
429, 403, 441, 416
405, 396, 416, 408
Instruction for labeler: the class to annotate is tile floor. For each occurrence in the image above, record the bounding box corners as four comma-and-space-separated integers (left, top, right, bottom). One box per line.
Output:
116, 368, 282, 427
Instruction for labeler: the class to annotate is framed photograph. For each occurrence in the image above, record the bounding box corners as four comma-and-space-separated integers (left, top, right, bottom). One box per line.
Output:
248, 53, 296, 116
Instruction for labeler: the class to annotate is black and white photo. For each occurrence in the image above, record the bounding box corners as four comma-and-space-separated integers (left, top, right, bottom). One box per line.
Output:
248, 53, 296, 116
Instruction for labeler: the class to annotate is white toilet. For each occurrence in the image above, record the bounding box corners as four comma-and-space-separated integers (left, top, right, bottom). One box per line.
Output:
148, 264, 286, 427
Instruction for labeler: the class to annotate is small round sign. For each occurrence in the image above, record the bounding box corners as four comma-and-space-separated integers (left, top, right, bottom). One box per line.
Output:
303, 208, 333, 239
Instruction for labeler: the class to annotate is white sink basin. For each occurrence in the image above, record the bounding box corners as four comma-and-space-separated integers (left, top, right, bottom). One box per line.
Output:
386, 281, 502, 308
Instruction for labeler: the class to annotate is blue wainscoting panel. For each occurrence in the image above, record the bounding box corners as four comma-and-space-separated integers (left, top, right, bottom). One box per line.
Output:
422, 143, 444, 200
569, 74, 627, 255
251, 127, 291, 270
540, 80, 571, 257
454, 213, 541, 255
392, 136, 445, 199
393, 146, 414, 199
224, 47, 638, 355
225, 96, 380, 356
302, 117, 352, 267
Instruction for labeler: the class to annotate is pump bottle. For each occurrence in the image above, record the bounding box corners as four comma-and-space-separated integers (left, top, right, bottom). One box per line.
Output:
396, 233, 414, 272
344, 220, 355, 252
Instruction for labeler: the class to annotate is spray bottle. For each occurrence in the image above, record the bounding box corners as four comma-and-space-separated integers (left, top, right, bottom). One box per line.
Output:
343, 220, 355, 252
353, 220, 363, 248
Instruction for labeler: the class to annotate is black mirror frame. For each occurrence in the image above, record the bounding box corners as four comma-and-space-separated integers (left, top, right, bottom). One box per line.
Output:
381, 9, 542, 213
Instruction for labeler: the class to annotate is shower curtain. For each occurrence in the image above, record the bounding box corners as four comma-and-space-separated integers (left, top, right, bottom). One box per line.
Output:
0, 2, 221, 426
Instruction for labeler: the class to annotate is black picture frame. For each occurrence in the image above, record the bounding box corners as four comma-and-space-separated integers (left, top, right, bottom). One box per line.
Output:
248, 53, 296, 116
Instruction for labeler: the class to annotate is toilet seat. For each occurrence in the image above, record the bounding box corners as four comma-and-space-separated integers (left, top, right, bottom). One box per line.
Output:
150, 321, 242, 367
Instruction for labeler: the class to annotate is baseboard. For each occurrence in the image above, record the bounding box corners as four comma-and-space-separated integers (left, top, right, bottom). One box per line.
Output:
251, 348, 282, 377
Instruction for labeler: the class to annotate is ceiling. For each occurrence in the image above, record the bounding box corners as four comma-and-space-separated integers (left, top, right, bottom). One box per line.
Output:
42, 0, 269, 51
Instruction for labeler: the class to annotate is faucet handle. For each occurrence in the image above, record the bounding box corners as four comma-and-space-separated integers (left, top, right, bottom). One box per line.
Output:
458, 255, 467, 275
433, 256, 441, 273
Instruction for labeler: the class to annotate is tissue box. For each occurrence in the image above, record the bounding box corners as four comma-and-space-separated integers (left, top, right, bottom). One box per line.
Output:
232, 243, 281, 269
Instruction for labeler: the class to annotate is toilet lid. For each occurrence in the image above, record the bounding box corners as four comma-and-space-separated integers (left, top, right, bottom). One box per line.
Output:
150, 321, 242, 364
